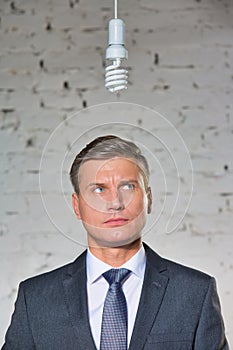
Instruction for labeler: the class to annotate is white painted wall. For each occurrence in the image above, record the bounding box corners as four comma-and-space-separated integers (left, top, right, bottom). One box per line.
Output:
0, 0, 232, 347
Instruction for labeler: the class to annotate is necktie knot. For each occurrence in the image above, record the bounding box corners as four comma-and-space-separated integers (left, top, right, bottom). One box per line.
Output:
103, 268, 131, 286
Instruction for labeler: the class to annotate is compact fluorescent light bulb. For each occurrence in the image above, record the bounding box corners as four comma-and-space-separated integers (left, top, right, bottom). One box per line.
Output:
105, 9, 128, 93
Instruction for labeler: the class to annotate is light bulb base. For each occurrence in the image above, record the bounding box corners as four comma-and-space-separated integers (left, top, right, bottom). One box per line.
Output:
106, 45, 128, 60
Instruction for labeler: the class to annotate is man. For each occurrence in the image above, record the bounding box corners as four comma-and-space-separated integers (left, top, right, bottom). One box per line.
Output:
3, 135, 229, 349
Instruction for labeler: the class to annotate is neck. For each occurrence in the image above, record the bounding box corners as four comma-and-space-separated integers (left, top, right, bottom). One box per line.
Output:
88, 238, 142, 267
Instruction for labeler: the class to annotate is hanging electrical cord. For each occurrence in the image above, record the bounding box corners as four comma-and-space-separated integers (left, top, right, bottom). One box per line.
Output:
105, 0, 128, 93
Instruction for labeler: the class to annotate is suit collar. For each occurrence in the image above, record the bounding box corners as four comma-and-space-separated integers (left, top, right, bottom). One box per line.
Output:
129, 243, 169, 350
143, 242, 168, 273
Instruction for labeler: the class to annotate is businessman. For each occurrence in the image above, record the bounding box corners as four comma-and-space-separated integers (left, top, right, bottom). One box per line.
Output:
3, 135, 229, 349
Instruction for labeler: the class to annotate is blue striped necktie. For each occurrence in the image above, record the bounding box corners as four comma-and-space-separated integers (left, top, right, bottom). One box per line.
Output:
100, 268, 131, 350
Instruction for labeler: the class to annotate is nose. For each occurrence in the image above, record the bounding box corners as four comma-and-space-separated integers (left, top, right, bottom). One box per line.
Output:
107, 190, 125, 211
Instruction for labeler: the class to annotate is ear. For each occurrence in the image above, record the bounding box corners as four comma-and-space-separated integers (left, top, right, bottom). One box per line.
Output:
147, 187, 152, 214
72, 193, 81, 220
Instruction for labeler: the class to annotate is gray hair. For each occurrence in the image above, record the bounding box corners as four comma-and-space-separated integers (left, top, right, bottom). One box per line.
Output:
70, 135, 150, 194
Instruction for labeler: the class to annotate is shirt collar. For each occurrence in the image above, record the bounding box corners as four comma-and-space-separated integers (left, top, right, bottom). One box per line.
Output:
86, 245, 146, 285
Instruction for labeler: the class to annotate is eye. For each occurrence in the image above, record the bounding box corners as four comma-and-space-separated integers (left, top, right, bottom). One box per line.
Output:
121, 183, 135, 191
93, 186, 104, 193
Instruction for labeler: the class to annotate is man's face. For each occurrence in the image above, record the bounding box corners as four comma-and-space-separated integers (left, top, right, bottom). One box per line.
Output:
72, 157, 152, 248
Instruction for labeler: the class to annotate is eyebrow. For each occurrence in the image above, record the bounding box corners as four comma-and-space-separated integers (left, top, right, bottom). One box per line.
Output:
119, 180, 139, 185
85, 183, 106, 190
86, 179, 139, 189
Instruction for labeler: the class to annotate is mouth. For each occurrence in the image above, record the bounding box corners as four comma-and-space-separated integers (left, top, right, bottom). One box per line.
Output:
104, 217, 129, 227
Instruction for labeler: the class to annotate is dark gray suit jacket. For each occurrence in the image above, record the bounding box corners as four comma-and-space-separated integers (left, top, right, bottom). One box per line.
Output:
2, 244, 229, 349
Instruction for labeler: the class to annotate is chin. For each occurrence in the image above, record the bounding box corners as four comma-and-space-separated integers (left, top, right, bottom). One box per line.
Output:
85, 219, 146, 249
89, 228, 142, 248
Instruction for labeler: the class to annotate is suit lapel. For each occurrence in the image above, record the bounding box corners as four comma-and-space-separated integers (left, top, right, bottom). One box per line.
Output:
61, 244, 169, 350
62, 250, 97, 350
129, 244, 169, 350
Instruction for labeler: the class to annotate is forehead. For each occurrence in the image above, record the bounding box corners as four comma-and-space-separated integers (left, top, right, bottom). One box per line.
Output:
79, 157, 141, 182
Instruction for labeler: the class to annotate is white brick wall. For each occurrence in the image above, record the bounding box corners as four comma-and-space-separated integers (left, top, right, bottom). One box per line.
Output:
0, 0, 232, 346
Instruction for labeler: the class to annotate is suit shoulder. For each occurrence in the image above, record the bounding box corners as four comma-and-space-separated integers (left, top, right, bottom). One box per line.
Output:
163, 257, 212, 282
144, 243, 213, 285
20, 250, 86, 290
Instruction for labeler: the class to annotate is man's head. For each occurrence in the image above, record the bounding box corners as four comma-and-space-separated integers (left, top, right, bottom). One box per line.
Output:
70, 135, 152, 248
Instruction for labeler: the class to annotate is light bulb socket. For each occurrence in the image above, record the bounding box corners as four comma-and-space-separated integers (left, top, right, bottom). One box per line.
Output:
108, 19, 125, 45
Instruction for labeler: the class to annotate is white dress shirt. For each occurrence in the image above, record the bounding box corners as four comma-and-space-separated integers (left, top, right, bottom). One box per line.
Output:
86, 245, 146, 349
